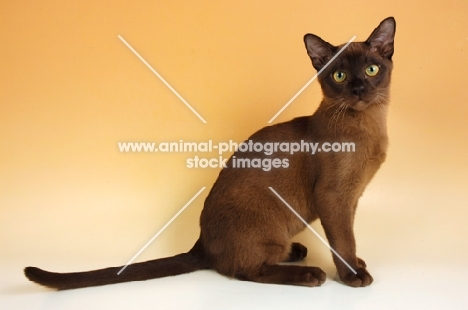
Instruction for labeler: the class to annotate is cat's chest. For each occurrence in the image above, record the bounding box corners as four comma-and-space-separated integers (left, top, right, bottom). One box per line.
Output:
348, 113, 387, 162
365, 132, 387, 162
323, 133, 386, 192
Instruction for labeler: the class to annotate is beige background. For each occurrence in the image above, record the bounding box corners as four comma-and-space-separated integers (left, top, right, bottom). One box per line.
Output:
1, 0, 468, 308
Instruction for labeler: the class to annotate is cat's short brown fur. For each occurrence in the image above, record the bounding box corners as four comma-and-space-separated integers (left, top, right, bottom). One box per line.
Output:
25, 17, 396, 290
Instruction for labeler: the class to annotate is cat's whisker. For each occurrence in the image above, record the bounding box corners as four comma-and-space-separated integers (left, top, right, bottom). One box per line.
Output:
340, 103, 349, 121
327, 98, 346, 131
336, 102, 349, 134
373, 93, 389, 113
328, 100, 348, 136
326, 99, 340, 126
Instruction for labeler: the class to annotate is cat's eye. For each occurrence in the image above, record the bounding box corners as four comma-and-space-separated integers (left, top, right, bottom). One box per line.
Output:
365, 64, 380, 76
333, 71, 347, 83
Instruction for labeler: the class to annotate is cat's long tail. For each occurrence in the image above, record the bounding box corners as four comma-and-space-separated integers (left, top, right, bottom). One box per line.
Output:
24, 240, 209, 290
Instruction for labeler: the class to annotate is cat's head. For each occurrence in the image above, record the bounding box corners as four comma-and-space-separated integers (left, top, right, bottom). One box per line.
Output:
304, 17, 396, 112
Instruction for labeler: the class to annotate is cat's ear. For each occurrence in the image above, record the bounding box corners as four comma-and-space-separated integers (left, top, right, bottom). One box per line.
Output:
304, 34, 336, 71
366, 17, 396, 59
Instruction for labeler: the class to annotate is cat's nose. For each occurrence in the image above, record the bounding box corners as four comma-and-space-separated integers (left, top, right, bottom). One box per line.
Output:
352, 86, 365, 97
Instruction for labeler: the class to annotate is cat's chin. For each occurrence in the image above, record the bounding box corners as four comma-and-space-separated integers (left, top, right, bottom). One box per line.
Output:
350, 100, 370, 111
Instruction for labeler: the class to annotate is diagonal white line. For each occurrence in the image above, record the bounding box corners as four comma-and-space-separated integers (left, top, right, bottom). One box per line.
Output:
118, 35, 207, 124
268, 186, 357, 275
268, 36, 357, 124
117, 186, 206, 275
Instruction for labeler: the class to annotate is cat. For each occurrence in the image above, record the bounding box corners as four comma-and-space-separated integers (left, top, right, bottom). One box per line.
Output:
24, 17, 396, 290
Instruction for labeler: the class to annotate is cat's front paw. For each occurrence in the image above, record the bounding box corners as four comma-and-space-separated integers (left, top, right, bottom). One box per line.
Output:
340, 267, 373, 287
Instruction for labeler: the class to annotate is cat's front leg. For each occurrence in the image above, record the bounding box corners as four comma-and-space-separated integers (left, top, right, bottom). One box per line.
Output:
315, 196, 373, 287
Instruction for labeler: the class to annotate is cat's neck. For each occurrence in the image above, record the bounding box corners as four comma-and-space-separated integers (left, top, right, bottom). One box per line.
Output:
313, 99, 388, 139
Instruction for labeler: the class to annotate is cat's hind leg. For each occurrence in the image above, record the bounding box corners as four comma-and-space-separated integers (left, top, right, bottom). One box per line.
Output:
209, 237, 325, 287
235, 241, 325, 287
238, 264, 326, 287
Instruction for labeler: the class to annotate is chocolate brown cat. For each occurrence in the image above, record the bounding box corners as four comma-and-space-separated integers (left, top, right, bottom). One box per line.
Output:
25, 17, 396, 290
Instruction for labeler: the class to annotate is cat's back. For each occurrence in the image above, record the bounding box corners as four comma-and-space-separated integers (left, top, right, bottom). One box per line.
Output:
248, 116, 312, 142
